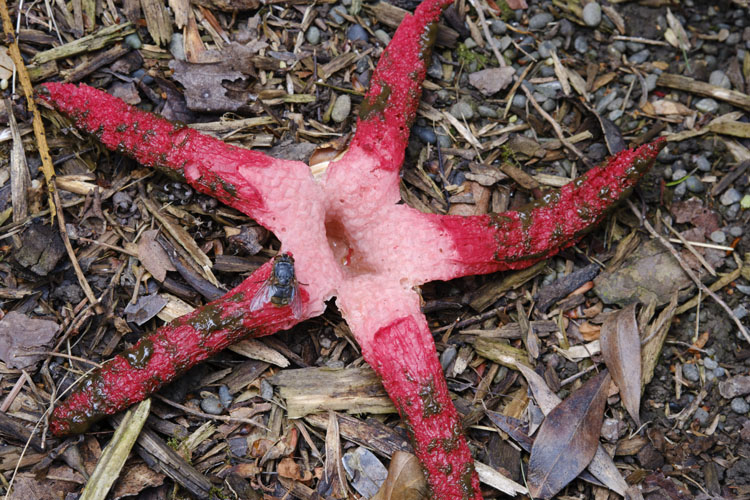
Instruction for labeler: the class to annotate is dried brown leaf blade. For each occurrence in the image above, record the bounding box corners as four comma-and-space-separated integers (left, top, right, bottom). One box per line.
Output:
137, 229, 175, 282
527, 370, 611, 499
665, 8, 690, 51
372, 451, 428, 500
600, 304, 642, 425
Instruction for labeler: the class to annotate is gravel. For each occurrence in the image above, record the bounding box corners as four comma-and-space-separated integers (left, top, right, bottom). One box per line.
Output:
412, 125, 437, 144
331, 94, 352, 123
374, 29, 391, 45
529, 13, 554, 30
347, 24, 369, 41
574, 36, 588, 53
720, 188, 743, 205
682, 363, 700, 382
685, 176, 706, 193
306, 26, 321, 45
695, 98, 719, 113
710, 230, 727, 244
201, 396, 223, 415
491, 20, 507, 35
709, 70, 731, 88
629, 49, 651, 64
450, 100, 474, 120
582, 2, 602, 27
731, 397, 750, 414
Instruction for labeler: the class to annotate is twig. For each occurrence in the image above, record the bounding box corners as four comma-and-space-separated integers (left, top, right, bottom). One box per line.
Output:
467, 0, 505, 67
661, 216, 717, 276
627, 200, 750, 345
153, 394, 270, 431
519, 84, 592, 168
0, 0, 101, 313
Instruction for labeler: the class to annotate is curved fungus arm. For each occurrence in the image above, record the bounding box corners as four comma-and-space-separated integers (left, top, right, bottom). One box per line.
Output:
329, 0, 453, 202
421, 139, 666, 282
49, 259, 310, 436
37, 82, 309, 223
351, 302, 481, 499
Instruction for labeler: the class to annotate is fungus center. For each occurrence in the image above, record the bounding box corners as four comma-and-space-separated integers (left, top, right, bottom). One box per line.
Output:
324, 214, 376, 277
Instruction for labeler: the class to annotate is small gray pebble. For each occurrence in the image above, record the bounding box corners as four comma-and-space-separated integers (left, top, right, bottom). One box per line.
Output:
726, 203, 741, 220
132, 69, 153, 84
464, 37, 478, 49
559, 18, 574, 36
587, 143, 608, 161
714, 367, 726, 378
629, 48, 650, 64
626, 41, 645, 52
427, 58, 443, 80
645, 73, 659, 91
674, 182, 687, 198
582, 2, 602, 27
491, 20, 507, 35
540, 65, 556, 77
682, 363, 700, 382
305, 26, 321, 45
731, 397, 750, 414
734, 305, 749, 320
169, 33, 186, 61
607, 97, 624, 111
331, 94, 352, 123
437, 134, 452, 148
704, 358, 718, 370
729, 226, 744, 237
477, 105, 498, 118
542, 99, 556, 112
574, 36, 588, 54
710, 230, 726, 244
529, 13, 554, 30
374, 29, 391, 45
412, 125, 437, 144
693, 407, 710, 426
533, 91, 547, 104
450, 100, 474, 120
672, 168, 688, 181
720, 187, 743, 205
685, 176, 705, 193
260, 379, 274, 400
512, 94, 527, 107
498, 35, 513, 51
218, 385, 233, 408
693, 155, 711, 172
347, 24, 369, 42
538, 40, 555, 58
201, 396, 223, 415
709, 70, 731, 89
329, 5, 346, 23
695, 98, 719, 113
537, 81, 562, 98
726, 32, 741, 45
124, 33, 142, 50
608, 109, 623, 121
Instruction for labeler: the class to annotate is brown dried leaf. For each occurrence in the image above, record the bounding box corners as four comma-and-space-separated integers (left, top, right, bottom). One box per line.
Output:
318, 411, 347, 498
372, 451, 428, 500
665, 8, 691, 51
468, 67, 515, 96
137, 229, 176, 282
0, 311, 59, 369
527, 370, 611, 499
600, 304, 642, 425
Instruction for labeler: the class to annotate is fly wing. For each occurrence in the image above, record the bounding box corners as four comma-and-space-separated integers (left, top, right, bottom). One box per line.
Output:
289, 285, 303, 319
249, 280, 275, 312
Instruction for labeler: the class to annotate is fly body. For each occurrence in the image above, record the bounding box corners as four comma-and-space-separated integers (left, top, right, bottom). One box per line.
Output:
249, 254, 302, 318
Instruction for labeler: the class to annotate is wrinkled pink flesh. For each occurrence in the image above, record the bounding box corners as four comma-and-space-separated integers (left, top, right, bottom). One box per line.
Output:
39, 0, 664, 496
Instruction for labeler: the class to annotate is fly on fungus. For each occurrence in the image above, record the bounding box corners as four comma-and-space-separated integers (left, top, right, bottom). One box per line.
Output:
249, 253, 302, 319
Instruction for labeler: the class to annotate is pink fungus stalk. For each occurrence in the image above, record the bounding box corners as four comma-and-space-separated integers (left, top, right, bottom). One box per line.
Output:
37, 0, 665, 497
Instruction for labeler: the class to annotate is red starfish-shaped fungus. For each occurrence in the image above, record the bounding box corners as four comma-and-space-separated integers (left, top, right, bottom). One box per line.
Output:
38, 1, 664, 497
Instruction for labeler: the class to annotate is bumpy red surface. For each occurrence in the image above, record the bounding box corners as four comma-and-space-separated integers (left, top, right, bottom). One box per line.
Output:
39, 0, 665, 497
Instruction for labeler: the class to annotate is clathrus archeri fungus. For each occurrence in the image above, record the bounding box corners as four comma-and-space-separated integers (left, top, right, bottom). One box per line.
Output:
38, 0, 665, 497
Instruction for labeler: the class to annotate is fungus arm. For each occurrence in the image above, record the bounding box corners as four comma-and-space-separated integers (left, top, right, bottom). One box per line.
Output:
49, 260, 311, 436
38, 82, 309, 223
329, 0, 453, 202
420, 139, 666, 282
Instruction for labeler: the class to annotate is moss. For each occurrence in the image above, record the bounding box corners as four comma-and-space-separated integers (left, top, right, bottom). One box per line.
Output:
456, 43, 489, 70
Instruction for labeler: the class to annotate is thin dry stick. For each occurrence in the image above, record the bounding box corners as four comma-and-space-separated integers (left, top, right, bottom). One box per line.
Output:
661, 217, 717, 276
627, 199, 750, 345
467, 0, 506, 67
153, 395, 270, 431
0, 0, 101, 312
520, 84, 593, 168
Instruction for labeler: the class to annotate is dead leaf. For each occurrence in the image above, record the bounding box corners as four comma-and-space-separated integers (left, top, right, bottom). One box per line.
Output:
527, 370, 611, 499
468, 67, 515, 96
505, 0, 528, 8
278, 456, 313, 482
372, 451, 428, 500
600, 305, 642, 425
137, 229, 176, 281
0, 46, 14, 80
650, 99, 692, 116
317, 411, 347, 498
665, 8, 691, 51
342, 447, 388, 498
169, 59, 249, 112
0, 312, 59, 369
124, 294, 168, 326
